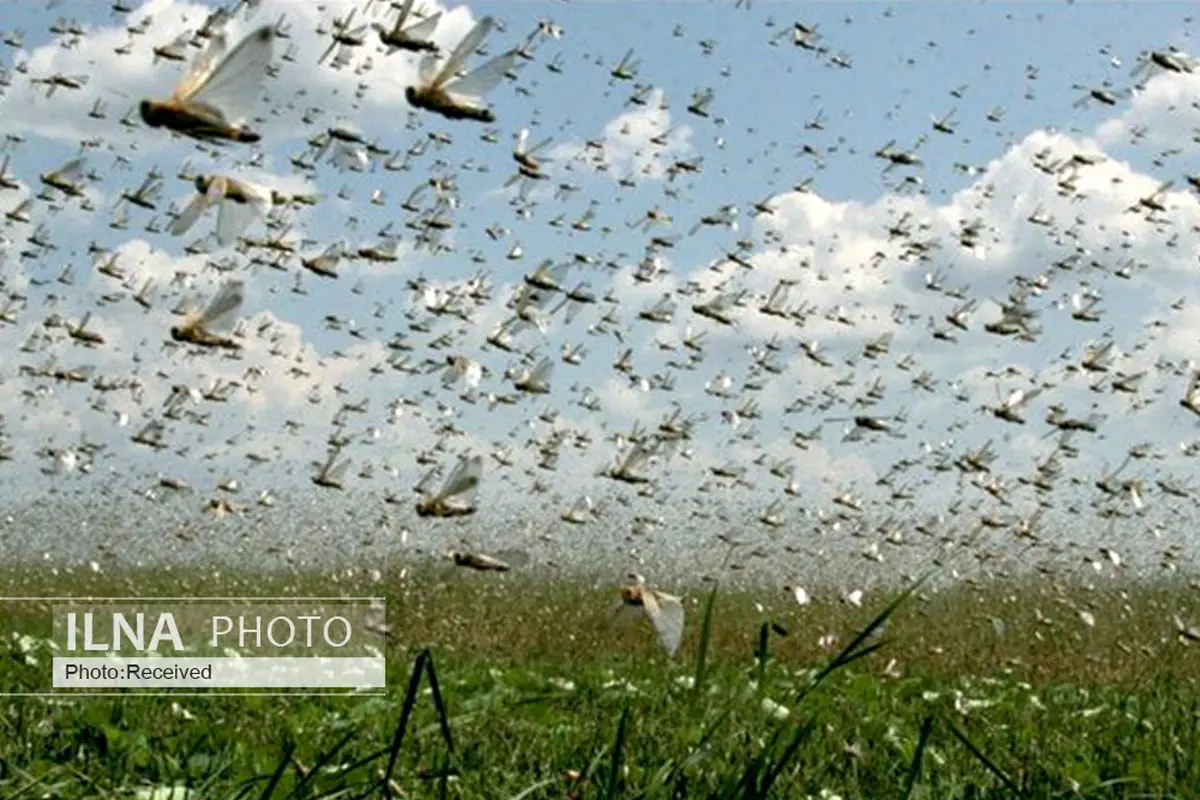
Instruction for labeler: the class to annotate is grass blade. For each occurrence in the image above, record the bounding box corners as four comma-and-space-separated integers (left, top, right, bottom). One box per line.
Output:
754, 621, 770, 691
380, 648, 429, 791
901, 714, 936, 800
691, 581, 719, 701
758, 717, 816, 794
286, 727, 357, 797
944, 716, 1025, 797
603, 705, 631, 800
658, 706, 733, 788
256, 739, 296, 800
507, 777, 559, 799
421, 650, 456, 758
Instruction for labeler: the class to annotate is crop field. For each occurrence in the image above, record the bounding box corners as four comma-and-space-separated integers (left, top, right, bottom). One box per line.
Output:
2, 565, 1198, 799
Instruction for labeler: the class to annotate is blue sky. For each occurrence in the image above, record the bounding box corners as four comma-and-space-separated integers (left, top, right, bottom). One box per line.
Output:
1, 0, 1199, 585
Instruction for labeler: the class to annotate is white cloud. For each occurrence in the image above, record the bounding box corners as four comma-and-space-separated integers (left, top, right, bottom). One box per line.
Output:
1095, 68, 1200, 150
551, 88, 695, 182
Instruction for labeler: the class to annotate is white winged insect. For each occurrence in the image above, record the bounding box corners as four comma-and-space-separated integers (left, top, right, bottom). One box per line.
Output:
449, 550, 524, 572
551, 281, 597, 325
140, 24, 275, 143
302, 240, 347, 278
1181, 370, 1200, 416
170, 175, 272, 245
36, 72, 89, 99
318, 7, 369, 65
614, 573, 685, 657
416, 454, 482, 517
39, 156, 87, 198
509, 356, 554, 394
440, 354, 485, 391
561, 494, 596, 524
170, 279, 245, 350
605, 440, 659, 484
686, 87, 714, 117
689, 203, 738, 236
1130, 48, 1196, 81
989, 385, 1043, 424
610, 47, 640, 82
322, 127, 371, 172
405, 15, 518, 123
504, 127, 554, 188
152, 31, 191, 64
120, 171, 164, 210
374, 0, 441, 54
311, 447, 351, 489
0, 153, 20, 191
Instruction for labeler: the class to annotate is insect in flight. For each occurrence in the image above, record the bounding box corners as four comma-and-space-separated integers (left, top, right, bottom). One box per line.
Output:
615, 573, 685, 657
170, 175, 273, 245
140, 24, 276, 144
170, 279, 246, 350
405, 15, 517, 124
416, 454, 483, 517
374, 0, 441, 54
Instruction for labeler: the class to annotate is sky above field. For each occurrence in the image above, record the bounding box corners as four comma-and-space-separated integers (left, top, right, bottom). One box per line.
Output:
1, 0, 1199, 583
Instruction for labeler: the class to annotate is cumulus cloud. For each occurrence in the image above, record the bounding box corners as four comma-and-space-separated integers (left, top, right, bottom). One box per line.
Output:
551, 88, 696, 182
1095, 67, 1200, 151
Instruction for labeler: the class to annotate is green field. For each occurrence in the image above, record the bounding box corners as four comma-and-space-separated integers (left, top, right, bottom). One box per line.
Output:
2, 566, 1198, 798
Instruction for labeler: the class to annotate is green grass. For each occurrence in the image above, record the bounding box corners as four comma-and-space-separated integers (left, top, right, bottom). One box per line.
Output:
1, 565, 1198, 798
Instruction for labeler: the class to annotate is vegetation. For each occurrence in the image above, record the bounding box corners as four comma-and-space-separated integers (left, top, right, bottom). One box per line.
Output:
1, 565, 1198, 798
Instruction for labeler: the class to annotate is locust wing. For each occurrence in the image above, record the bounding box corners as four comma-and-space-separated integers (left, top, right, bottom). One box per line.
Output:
46, 156, 85, 185
198, 279, 246, 329
394, 0, 442, 39
173, 25, 274, 124
405, 9, 441, 40
392, 0, 417, 27
169, 175, 225, 238
437, 454, 482, 503
216, 180, 271, 244
443, 47, 517, 104
416, 51, 441, 85
429, 15, 494, 88
524, 134, 553, 159
643, 591, 684, 656
171, 32, 229, 100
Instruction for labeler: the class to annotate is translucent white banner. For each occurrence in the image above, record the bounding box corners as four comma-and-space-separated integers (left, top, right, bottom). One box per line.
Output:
52, 656, 385, 689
